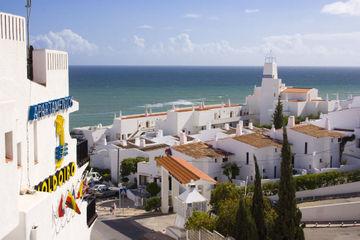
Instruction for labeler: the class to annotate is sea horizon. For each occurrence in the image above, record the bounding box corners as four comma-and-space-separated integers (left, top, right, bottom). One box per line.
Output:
69, 65, 360, 129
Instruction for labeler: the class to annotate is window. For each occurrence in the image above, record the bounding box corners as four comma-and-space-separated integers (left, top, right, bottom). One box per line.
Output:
17, 142, 21, 167
168, 176, 172, 191
146, 121, 150, 128
230, 111, 233, 118
330, 156, 333, 168
246, 152, 249, 165
250, 176, 253, 181
304, 142, 308, 154
309, 164, 312, 170
223, 157, 228, 163
274, 166, 277, 178
357, 139, 360, 148
214, 177, 218, 181
292, 155, 295, 166
5, 131, 13, 162
320, 158, 322, 163
275, 148, 277, 153
263, 168, 266, 173
331, 139, 334, 143
338, 138, 341, 143
215, 159, 217, 163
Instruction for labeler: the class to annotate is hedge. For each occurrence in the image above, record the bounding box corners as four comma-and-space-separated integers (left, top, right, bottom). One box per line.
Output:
243, 169, 360, 196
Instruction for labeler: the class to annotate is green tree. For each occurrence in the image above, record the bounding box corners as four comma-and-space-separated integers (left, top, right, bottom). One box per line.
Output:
275, 127, 304, 240
146, 182, 161, 197
210, 182, 241, 214
185, 211, 216, 232
120, 157, 147, 178
252, 156, 267, 240
222, 162, 240, 182
236, 197, 258, 240
216, 198, 239, 237
273, 97, 284, 129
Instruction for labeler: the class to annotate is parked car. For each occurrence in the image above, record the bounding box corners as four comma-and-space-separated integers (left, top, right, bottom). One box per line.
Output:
94, 186, 118, 199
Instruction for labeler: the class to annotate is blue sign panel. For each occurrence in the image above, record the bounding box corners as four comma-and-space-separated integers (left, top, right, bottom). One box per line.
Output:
28, 96, 73, 121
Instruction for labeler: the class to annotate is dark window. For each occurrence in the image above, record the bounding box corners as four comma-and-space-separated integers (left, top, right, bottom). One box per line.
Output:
86, 197, 98, 227
330, 156, 333, 168
77, 139, 89, 167
309, 164, 312, 169
223, 157, 228, 163
292, 155, 295, 166
230, 111, 233, 118
263, 168, 266, 173
357, 139, 360, 148
304, 142, 308, 154
246, 152, 249, 165
320, 158, 322, 163
274, 166, 277, 178
214, 177, 218, 181
168, 176, 172, 191
275, 148, 277, 153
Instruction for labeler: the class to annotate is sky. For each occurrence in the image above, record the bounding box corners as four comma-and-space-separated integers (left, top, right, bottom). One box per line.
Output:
2, 0, 360, 66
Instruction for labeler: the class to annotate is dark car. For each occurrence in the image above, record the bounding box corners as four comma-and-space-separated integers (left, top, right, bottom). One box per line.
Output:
94, 187, 118, 199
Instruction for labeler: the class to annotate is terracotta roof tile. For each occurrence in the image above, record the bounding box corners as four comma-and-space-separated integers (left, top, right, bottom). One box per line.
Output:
233, 133, 282, 148
156, 156, 217, 185
291, 124, 345, 138
282, 87, 312, 94
172, 142, 231, 159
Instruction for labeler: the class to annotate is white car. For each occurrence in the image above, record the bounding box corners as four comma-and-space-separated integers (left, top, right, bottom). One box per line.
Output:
86, 169, 102, 182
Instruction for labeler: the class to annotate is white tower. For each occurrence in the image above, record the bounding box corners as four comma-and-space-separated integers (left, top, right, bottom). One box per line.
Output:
259, 53, 283, 125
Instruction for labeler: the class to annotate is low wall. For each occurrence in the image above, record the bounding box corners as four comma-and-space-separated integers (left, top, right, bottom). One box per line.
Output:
268, 181, 360, 201
301, 201, 360, 222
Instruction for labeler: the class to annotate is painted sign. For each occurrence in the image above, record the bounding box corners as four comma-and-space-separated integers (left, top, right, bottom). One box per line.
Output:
55, 115, 68, 169
28, 96, 73, 121
35, 162, 76, 192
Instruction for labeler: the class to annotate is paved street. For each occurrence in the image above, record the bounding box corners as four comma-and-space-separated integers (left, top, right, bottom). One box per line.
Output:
304, 227, 360, 240
91, 198, 175, 240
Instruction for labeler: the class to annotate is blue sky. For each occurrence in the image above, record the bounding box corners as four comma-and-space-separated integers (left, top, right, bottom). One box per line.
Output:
2, 0, 360, 66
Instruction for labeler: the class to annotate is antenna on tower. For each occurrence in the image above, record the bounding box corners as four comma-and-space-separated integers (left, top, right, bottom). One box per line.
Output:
265, 50, 276, 64
25, 0, 33, 80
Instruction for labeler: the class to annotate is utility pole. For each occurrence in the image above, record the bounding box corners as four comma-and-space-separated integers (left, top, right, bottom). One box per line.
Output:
25, 0, 31, 50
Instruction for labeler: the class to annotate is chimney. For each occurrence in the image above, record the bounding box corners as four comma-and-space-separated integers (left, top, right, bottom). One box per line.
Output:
119, 111, 122, 119
228, 98, 231, 106
270, 124, 276, 138
213, 133, 219, 148
206, 122, 212, 130
248, 122, 253, 130
326, 94, 329, 102
121, 140, 127, 147
305, 117, 309, 123
140, 139, 146, 148
287, 116, 295, 128
179, 132, 187, 145
157, 129, 163, 138
135, 137, 141, 146
236, 123, 243, 136
325, 118, 331, 130
224, 123, 230, 131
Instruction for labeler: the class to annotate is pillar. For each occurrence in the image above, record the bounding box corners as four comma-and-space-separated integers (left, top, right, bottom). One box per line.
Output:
161, 167, 169, 213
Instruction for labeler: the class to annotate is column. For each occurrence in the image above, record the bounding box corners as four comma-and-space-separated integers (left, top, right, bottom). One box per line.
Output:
161, 167, 169, 213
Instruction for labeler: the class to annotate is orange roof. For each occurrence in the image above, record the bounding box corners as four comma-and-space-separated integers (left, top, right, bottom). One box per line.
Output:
291, 124, 345, 138
233, 133, 282, 148
282, 87, 312, 94
121, 112, 167, 120
156, 155, 217, 185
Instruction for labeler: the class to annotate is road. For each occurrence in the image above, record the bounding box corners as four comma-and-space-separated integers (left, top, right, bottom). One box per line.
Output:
91, 216, 174, 240
304, 227, 360, 240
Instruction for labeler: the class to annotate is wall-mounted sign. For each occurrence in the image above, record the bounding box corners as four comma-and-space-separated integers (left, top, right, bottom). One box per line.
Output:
28, 96, 73, 121
55, 115, 68, 169
35, 162, 76, 192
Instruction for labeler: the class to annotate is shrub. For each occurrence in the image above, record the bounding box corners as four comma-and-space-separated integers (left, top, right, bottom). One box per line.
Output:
146, 182, 161, 197
120, 157, 148, 178
185, 211, 216, 232
144, 196, 161, 212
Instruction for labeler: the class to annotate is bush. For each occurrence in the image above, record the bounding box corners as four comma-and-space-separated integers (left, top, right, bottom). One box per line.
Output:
121, 157, 148, 178
146, 182, 161, 197
144, 196, 161, 212
242, 169, 360, 196
185, 211, 216, 231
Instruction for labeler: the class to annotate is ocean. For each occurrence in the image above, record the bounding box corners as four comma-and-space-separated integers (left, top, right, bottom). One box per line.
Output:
69, 66, 360, 129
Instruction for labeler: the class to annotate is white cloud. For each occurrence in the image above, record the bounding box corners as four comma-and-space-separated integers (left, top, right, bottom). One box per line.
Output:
321, 0, 360, 16
133, 35, 146, 48
245, 9, 260, 14
31, 29, 98, 54
261, 32, 360, 57
182, 13, 202, 19
137, 25, 153, 30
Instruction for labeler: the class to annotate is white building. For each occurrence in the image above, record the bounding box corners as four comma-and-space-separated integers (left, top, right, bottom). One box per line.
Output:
0, 12, 94, 240
246, 56, 341, 125
156, 155, 216, 214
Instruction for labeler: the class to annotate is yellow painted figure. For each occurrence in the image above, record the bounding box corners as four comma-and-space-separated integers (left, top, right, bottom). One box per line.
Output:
55, 115, 65, 169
